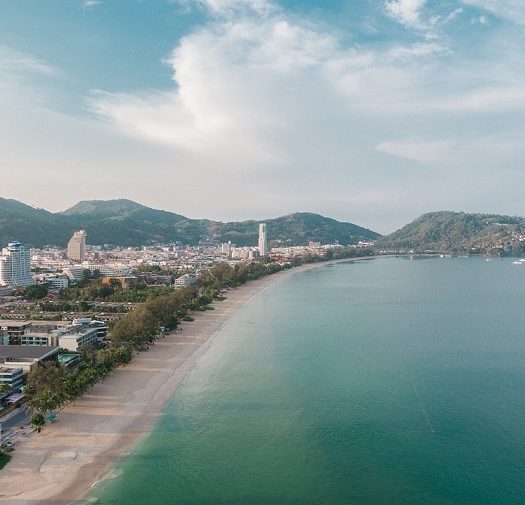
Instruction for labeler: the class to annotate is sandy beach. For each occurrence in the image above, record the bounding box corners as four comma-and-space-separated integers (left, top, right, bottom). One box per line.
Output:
0, 262, 339, 505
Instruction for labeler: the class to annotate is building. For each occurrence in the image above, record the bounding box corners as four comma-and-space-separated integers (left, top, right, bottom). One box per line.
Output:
0, 242, 34, 287
71, 318, 108, 339
67, 230, 87, 262
174, 273, 197, 288
58, 327, 99, 352
258, 223, 268, 257
221, 242, 232, 256
0, 366, 24, 391
20, 333, 60, 346
0, 321, 32, 345
38, 274, 69, 290
0, 345, 59, 373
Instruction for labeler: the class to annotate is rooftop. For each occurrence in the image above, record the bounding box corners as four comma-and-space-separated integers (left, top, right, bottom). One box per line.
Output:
0, 345, 59, 361
0, 366, 23, 374
0, 321, 31, 328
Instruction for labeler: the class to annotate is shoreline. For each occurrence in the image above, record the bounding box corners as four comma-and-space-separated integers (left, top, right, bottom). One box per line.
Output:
0, 259, 354, 505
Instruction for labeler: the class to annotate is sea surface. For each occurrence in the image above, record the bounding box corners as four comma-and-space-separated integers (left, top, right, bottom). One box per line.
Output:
86, 257, 525, 505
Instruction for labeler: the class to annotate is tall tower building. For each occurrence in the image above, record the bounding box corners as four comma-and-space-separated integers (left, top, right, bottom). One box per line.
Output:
258, 223, 268, 257
0, 242, 34, 287
67, 230, 87, 262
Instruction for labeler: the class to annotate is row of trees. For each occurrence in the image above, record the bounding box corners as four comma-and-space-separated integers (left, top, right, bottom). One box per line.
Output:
25, 345, 134, 427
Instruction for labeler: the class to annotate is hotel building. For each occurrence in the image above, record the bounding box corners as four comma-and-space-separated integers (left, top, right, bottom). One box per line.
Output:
67, 230, 87, 262
0, 242, 34, 287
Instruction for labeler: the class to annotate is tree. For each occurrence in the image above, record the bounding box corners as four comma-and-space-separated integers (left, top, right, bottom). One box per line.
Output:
31, 413, 46, 433
0, 384, 12, 394
26, 362, 68, 416
24, 284, 48, 300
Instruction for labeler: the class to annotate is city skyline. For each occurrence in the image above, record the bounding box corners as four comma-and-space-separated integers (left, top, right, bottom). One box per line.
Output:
1, 1, 525, 233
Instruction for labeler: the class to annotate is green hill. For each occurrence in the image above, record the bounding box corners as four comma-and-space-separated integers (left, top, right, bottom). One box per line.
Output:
0, 198, 379, 248
377, 211, 525, 255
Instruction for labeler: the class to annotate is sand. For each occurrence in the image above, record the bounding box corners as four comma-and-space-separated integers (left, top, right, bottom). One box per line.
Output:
0, 262, 339, 504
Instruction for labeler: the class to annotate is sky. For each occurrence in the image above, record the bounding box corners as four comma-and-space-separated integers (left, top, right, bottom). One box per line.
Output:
1, 0, 524, 233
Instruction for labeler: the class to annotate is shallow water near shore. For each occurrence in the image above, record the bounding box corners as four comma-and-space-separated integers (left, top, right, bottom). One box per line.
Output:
85, 257, 525, 505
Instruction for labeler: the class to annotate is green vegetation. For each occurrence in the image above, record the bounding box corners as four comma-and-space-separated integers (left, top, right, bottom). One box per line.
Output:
24, 284, 49, 300
25, 346, 134, 420
0, 451, 11, 470
0, 197, 379, 247
26, 362, 69, 416
377, 211, 525, 255
30, 413, 46, 431
109, 286, 199, 347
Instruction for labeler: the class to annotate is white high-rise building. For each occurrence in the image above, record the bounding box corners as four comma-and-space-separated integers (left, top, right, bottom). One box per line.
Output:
0, 242, 35, 287
67, 230, 87, 262
258, 223, 268, 257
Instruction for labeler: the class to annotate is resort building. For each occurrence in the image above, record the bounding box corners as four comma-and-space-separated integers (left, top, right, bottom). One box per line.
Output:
36, 273, 69, 290
258, 223, 268, 257
0, 242, 34, 287
20, 333, 60, 347
174, 273, 197, 288
174, 273, 196, 287
0, 345, 59, 373
67, 230, 87, 262
0, 321, 32, 345
58, 327, 99, 352
0, 366, 24, 391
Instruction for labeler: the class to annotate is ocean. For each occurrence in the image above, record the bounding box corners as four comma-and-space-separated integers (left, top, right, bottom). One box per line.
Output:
86, 256, 525, 504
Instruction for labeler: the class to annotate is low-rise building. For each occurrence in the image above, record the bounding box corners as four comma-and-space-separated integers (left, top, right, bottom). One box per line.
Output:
0, 366, 24, 391
174, 273, 197, 288
21, 332, 60, 347
58, 327, 99, 352
40, 274, 69, 290
0, 345, 59, 373
0, 321, 32, 345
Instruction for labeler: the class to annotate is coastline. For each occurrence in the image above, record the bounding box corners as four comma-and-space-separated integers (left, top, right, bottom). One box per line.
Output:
0, 260, 352, 505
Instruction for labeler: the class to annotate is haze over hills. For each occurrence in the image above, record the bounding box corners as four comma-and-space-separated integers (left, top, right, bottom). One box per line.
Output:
377, 211, 525, 255
0, 198, 380, 248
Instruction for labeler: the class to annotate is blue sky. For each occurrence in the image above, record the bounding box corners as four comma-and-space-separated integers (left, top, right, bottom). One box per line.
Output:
1, 0, 524, 232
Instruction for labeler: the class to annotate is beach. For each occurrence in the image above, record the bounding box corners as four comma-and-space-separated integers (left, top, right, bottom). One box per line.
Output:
0, 262, 331, 505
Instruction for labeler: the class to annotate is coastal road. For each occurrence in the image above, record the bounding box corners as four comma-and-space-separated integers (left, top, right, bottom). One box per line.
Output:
1, 406, 32, 448
1, 406, 29, 434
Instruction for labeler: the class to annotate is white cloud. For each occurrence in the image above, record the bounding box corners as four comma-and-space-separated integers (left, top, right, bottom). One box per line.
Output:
0, 45, 60, 76
386, 42, 448, 60
83, 0, 102, 8
384, 1, 463, 35
3, 3, 525, 231
385, 0, 427, 29
471, 14, 489, 24
461, 0, 525, 24
438, 85, 525, 112
174, 0, 275, 16
376, 139, 454, 164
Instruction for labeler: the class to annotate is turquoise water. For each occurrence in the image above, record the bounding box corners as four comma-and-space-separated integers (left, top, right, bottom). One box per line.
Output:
88, 257, 525, 505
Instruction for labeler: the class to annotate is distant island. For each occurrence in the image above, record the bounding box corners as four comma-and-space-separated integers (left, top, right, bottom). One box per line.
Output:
0, 198, 379, 248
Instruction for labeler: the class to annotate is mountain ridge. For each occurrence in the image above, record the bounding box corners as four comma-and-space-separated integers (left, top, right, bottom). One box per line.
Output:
0, 197, 380, 248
